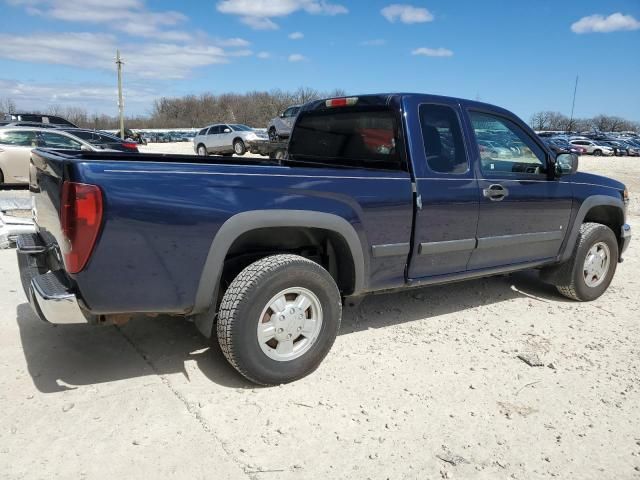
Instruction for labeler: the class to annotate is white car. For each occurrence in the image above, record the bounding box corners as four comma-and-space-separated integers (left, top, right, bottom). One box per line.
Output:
569, 139, 614, 156
0, 127, 112, 185
193, 124, 268, 156
267, 105, 301, 141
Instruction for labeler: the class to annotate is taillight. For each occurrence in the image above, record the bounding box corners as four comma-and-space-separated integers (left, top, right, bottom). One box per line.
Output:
60, 181, 103, 274
325, 97, 358, 108
122, 142, 139, 152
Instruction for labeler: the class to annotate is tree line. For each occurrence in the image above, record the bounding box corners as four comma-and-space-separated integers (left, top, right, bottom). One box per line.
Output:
2, 92, 638, 133
529, 111, 639, 133
0, 87, 345, 130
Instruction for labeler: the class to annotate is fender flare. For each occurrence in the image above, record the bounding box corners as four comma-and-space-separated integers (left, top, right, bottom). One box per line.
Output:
191, 210, 367, 334
559, 194, 625, 262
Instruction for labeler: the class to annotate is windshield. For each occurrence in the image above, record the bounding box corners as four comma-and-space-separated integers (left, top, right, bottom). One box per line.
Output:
229, 124, 253, 131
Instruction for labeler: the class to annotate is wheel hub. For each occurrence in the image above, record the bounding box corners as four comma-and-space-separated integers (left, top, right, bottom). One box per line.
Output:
257, 287, 323, 362
583, 241, 610, 288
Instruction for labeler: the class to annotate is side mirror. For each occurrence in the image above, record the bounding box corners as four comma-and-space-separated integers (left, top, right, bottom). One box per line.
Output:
555, 153, 578, 176
223, 128, 231, 133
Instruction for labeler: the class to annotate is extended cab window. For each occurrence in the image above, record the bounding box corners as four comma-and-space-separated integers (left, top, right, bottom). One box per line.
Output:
419, 104, 467, 174
470, 112, 547, 176
288, 107, 405, 171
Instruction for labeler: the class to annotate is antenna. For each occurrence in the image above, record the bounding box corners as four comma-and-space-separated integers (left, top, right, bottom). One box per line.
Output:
569, 74, 578, 132
116, 49, 125, 139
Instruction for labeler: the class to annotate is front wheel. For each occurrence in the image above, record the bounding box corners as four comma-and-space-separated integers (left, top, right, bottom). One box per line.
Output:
233, 139, 246, 156
217, 254, 342, 385
593, 149, 602, 156
555, 222, 618, 301
268, 127, 278, 142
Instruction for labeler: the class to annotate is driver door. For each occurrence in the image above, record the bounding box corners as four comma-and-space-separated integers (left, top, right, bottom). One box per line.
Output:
466, 110, 573, 269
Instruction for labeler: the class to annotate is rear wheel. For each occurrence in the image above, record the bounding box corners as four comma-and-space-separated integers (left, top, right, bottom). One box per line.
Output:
555, 222, 618, 301
233, 139, 246, 156
217, 254, 342, 385
197, 144, 207, 156
268, 127, 278, 142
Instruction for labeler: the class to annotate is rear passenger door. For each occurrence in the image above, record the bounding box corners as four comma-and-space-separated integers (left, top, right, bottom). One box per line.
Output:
465, 110, 573, 269
0, 130, 37, 182
205, 125, 222, 151
406, 101, 480, 279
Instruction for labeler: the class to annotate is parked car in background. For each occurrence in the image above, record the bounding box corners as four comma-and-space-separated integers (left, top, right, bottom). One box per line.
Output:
60, 129, 140, 153
2, 113, 77, 128
194, 124, 268, 156
570, 139, 614, 156
267, 105, 301, 141
1, 121, 62, 129
601, 141, 629, 156
542, 137, 587, 155
0, 127, 119, 184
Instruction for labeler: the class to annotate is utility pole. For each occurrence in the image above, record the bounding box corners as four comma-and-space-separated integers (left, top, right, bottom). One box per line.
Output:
116, 49, 125, 139
569, 74, 578, 132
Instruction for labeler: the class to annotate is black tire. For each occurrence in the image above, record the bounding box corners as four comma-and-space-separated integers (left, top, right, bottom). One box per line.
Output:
217, 254, 342, 385
0, 169, 4, 186
196, 144, 207, 156
593, 149, 602, 156
268, 127, 278, 142
555, 222, 618, 301
233, 139, 246, 156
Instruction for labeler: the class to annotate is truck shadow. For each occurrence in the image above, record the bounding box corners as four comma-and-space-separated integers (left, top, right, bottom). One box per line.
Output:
17, 270, 567, 392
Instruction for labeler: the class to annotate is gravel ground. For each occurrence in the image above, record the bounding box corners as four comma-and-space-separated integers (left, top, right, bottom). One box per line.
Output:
1, 149, 638, 479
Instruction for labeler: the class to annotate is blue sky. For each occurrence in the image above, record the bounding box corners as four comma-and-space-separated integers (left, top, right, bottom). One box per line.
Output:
1, 0, 639, 122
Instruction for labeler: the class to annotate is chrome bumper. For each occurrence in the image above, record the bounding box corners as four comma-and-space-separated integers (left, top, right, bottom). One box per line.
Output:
620, 223, 631, 258
29, 272, 88, 325
16, 233, 88, 325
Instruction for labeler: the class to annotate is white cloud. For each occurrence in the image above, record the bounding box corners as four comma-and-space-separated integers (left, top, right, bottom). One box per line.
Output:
288, 53, 307, 62
257, 51, 271, 59
7, 0, 193, 41
0, 32, 250, 79
216, 37, 251, 47
0, 78, 157, 112
217, 0, 347, 30
289, 31, 304, 40
411, 47, 453, 57
571, 12, 640, 34
381, 4, 433, 24
360, 39, 386, 46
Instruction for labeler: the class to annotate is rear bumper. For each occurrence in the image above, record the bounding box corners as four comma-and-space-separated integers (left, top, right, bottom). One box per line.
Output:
16, 233, 88, 325
620, 223, 631, 258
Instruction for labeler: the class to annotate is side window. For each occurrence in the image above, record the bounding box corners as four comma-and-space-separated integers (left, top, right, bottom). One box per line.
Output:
209, 126, 221, 135
0, 130, 37, 146
198, 128, 208, 136
419, 104, 468, 174
40, 132, 83, 150
283, 108, 293, 118
470, 112, 547, 176
289, 107, 300, 117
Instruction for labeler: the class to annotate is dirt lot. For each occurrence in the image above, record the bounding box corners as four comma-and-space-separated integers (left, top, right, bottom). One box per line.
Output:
1, 151, 638, 479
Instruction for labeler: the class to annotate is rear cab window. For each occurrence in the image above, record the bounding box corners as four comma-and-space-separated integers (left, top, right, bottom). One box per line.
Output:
288, 99, 406, 171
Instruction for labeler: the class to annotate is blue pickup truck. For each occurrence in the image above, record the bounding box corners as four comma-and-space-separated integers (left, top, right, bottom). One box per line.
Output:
17, 93, 631, 385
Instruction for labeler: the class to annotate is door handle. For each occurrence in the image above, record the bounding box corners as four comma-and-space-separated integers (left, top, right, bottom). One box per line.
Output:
483, 184, 509, 201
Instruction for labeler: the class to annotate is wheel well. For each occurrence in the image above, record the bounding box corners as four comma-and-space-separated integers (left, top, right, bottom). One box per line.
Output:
583, 205, 623, 244
233, 137, 243, 144
220, 227, 356, 299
